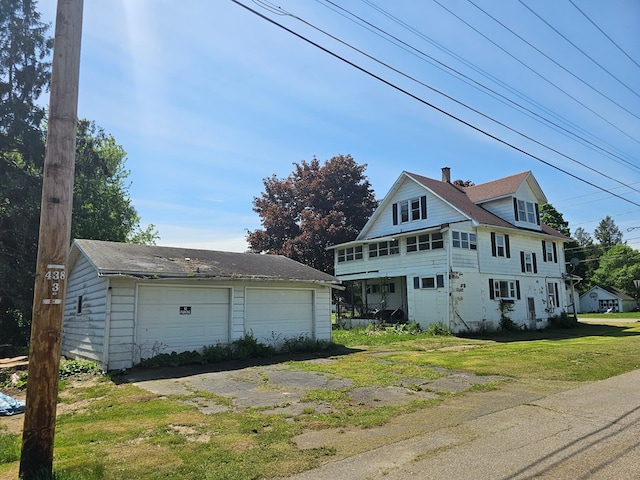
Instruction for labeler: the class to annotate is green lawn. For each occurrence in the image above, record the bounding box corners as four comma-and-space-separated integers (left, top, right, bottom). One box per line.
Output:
3, 320, 640, 479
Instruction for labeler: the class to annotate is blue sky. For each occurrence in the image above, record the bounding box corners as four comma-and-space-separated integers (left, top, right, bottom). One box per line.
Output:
39, 0, 640, 253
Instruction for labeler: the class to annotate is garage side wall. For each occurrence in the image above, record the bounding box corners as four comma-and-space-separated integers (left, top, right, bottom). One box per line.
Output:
62, 255, 108, 366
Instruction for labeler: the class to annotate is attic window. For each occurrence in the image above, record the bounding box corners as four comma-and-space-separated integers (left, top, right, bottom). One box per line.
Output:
392, 196, 427, 225
514, 198, 540, 225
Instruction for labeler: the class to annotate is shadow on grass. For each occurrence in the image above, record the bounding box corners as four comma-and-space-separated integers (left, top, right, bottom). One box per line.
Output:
458, 321, 640, 343
112, 344, 363, 384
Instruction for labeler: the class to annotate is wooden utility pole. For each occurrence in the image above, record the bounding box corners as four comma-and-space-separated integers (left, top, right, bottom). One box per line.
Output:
20, 1, 84, 478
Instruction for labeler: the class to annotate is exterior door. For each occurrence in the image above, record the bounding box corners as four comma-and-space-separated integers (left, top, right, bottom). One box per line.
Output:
527, 297, 536, 329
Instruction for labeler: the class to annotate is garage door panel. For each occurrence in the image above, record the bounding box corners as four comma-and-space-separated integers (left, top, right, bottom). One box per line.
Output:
246, 289, 313, 343
136, 286, 230, 358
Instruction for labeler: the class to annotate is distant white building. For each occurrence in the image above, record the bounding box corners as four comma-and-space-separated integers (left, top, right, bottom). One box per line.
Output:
579, 286, 636, 313
331, 168, 572, 332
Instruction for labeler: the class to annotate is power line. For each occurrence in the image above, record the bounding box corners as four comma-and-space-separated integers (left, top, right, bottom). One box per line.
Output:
519, 0, 640, 100
433, 0, 640, 145
230, 0, 640, 209
323, 0, 640, 174
264, 1, 640, 196
358, 0, 639, 171
568, 0, 640, 72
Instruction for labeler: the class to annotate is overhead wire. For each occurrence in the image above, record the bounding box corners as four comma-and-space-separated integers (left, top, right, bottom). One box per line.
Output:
263, 1, 640, 195
434, 0, 640, 145
518, 0, 640, 100
568, 0, 640, 72
321, 0, 640, 174
230, 0, 640, 209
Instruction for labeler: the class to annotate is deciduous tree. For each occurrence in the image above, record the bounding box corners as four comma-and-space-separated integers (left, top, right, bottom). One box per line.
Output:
540, 203, 570, 237
247, 154, 377, 274
591, 245, 640, 298
72, 119, 158, 244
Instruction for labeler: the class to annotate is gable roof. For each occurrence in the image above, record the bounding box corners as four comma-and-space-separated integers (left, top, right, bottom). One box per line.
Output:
355, 170, 566, 242
580, 285, 635, 301
464, 171, 546, 204
406, 172, 515, 230
70, 239, 341, 286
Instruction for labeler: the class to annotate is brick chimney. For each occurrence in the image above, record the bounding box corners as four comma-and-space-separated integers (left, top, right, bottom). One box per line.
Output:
442, 167, 451, 183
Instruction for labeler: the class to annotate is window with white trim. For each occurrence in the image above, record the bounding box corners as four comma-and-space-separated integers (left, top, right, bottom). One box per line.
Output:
524, 253, 533, 273
520, 251, 538, 273
337, 246, 363, 263
545, 242, 554, 262
542, 240, 557, 263
547, 282, 559, 309
514, 198, 539, 225
452, 231, 477, 250
369, 239, 399, 258
489, 279, 520, 300
413, 274, 445, 289
392, 196, 427, 225
406, 233, 443, 252
491, 232, 510, 258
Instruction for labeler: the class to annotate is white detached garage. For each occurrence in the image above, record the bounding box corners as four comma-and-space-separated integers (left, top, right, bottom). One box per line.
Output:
62, 239, 341, 370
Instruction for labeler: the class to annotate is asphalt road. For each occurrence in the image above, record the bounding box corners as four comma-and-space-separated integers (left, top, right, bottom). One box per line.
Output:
288, 369, 640, 480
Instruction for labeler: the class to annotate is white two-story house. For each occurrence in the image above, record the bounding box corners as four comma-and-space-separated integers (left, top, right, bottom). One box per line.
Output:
331, 168, 571, 332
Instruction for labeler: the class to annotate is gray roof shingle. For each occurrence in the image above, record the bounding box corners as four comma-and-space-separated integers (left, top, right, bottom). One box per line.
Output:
406, 171, 567, 240
72, 239, 341, 285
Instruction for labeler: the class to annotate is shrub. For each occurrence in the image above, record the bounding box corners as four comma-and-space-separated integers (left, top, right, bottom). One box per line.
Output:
231, 332, 276, 359
424, 322, 451, 336
281, 335, 336, 353
388, 321, 423, 335
548, 311, 579, 329
59, 359, 103, 378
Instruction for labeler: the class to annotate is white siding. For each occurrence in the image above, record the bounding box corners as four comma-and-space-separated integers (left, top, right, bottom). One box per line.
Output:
106, 278, 136, 370
478, 198, 515, 224
364, 178, 467, 239
65, 253, 335, 370
62, 255, 108, 366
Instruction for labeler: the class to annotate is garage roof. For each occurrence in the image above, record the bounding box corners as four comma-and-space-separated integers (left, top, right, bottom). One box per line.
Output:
70, 239, 341, 286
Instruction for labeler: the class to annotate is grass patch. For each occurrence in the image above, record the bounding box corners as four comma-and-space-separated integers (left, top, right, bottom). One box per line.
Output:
3, 319, 640, 478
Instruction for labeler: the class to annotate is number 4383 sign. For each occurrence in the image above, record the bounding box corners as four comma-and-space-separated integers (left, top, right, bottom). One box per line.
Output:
43, 264, 66, 305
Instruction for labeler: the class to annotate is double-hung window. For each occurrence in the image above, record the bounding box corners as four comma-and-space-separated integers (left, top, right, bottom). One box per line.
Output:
452, 231, 477, 250
337, 246, 363, 263
520, 251, 538, 273
369, 240, 399, 258
413, 274, 445, 289
489, 279, 521, 300
491, 232, 510, 258
547, 282, 559, 309
514, 198, 540, 225
393, 196, 427, 225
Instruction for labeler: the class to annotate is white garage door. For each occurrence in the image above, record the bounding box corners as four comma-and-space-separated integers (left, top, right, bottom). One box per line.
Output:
245, 288, 314, 343
136, 285, 230, 359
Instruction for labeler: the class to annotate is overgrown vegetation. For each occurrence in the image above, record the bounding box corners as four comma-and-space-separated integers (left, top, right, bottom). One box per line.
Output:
548, 311, 579, 329
1, 358, 103, 391
139, 333, 338, 368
